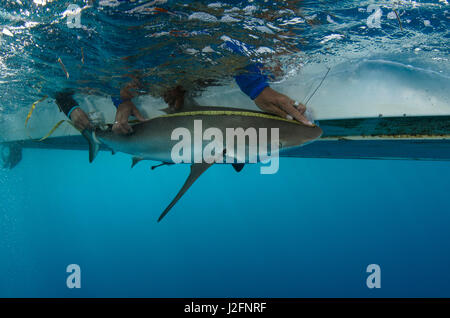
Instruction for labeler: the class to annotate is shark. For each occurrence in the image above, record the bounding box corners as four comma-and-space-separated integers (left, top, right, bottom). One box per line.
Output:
82, 106, 323, 221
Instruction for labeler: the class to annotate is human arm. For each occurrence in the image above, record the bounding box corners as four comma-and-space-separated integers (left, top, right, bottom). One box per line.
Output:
54, 91, 92, 131
227, 39, 312, 126
235, 64, 312, 126
111, 83, 146, 135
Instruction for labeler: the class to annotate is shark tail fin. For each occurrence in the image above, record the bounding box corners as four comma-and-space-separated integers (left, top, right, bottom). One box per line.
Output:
81, 129, 100, 163
157, 162, 213, 222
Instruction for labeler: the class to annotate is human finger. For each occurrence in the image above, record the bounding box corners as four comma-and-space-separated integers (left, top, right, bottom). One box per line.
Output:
266, 104, 288, 119
294, 101, 307, 115
112, 121, 131, 135
279, 100, 313, 126
132, 106, 146, 122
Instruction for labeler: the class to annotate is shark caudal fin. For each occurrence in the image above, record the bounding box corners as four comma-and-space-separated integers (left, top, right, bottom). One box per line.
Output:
157, 162, 213, 222
81, 129, 100, 163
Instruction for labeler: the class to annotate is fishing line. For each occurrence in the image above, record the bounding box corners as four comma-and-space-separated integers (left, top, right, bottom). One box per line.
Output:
393, 8, 403, 31
304, 67, 330, 107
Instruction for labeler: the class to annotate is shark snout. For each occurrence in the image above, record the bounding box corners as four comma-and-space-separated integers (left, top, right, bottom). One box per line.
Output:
278, 125, 322, 149
309, 124, 323, 140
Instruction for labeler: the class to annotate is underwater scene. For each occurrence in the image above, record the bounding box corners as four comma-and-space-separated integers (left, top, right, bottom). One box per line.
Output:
0, 0, 449, 298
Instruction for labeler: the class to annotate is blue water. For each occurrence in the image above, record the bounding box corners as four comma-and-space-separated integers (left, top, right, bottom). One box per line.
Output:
1, 150, 449, 297
1, 0, 450, 297
1, 0, 449, 108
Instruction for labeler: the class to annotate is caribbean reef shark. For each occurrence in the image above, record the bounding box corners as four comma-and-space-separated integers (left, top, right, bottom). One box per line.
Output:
82, 107, 322, 221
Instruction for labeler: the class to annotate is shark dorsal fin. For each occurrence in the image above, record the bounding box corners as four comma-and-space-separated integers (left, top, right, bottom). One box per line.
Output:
157, 162, 213, 222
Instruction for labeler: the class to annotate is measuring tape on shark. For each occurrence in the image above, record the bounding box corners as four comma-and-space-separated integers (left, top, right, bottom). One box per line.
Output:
158, 110, 301, 123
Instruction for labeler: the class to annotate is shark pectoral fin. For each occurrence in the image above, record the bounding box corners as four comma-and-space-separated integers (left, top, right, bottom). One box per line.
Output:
232, 163, 245, 173
81, 129, 100, 163
157, 162, 213, 222
131, 157, 144, 168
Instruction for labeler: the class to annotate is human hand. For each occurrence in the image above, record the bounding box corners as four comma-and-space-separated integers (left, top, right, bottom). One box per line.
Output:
112, 100, 146, 135
254, 87, 313, 126
70, 107, 93, 131
163, 85, 185, 112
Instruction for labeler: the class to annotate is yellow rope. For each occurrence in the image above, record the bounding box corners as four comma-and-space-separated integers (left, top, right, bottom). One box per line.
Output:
37, 119, 83, 142
157, 110, 300, 124
38, 119, 67, 141
25, 95, 47, 127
